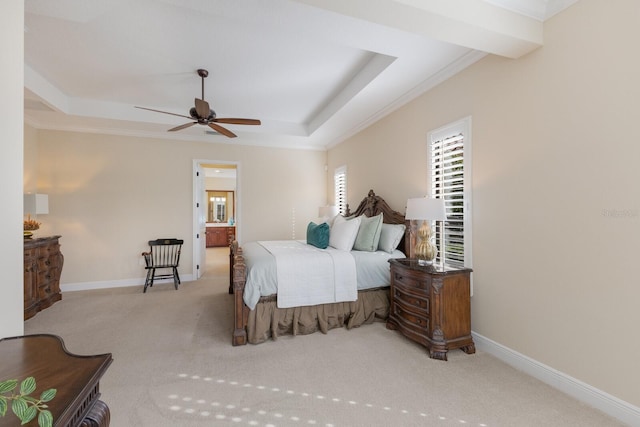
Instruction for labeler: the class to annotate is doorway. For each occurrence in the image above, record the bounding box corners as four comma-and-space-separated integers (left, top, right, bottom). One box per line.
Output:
192, 160, 239, 280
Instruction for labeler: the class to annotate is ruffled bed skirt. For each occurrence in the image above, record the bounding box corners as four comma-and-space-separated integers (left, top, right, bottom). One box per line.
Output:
246, 288, 390, 344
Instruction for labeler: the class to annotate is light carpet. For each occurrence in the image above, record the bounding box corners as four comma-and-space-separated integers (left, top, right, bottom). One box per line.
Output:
24, 249, 623, 426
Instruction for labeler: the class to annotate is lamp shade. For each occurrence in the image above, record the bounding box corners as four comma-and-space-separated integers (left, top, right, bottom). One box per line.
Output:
318, 205, 338, 218
405, 197, 446, 221
24, 194, 49, 215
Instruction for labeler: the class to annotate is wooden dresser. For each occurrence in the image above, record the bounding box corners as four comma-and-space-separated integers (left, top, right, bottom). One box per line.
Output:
24, 236, 64, 320
206, 226, 235, 247
0, 334, 112, 427
387, 258, 475, 361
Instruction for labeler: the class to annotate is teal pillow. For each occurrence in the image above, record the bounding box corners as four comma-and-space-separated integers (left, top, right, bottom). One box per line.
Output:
353, 213, 383, 252
307, 222, 330, 249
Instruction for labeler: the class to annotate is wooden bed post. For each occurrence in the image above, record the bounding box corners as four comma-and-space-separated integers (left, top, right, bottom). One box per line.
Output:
228, 242, 235, 294
231, 242, 248, 346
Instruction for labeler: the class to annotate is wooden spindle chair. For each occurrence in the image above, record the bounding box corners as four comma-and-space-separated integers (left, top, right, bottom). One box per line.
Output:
141, 238, 184, 292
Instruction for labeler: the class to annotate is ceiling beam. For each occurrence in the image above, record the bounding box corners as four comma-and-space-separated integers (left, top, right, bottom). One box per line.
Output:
292, 0, 543, 59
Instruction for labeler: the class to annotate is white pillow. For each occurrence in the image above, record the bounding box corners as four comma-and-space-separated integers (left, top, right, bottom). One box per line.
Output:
325, 213, 339, 228
353, 213, 383, 252
378, 223, 406, 253
329, 215, 362, 251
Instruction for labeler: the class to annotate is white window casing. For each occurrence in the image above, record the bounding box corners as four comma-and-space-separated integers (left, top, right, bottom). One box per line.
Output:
428, 117, 472, 273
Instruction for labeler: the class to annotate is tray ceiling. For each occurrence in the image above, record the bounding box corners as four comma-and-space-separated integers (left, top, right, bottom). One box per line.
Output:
23, 0, 578, 150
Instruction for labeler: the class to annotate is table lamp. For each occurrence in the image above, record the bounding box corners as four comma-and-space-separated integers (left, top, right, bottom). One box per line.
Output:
318, 205, 338, 222
405, 197, 446, 265
24, 193, 49, 216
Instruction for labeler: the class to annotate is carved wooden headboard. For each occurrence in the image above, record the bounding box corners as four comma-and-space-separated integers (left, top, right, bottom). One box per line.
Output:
345, 189, 410, 255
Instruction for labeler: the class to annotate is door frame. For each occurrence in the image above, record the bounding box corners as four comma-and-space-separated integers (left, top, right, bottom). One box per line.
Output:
192, 159, 240, 279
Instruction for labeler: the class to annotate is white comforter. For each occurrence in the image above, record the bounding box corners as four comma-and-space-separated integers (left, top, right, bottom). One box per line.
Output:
241, 240, 405, 310
258, 241, 357, 309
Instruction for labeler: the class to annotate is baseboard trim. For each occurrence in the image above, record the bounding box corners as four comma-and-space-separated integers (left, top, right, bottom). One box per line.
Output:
60, 274, 195, 292
472, 332, 639, 426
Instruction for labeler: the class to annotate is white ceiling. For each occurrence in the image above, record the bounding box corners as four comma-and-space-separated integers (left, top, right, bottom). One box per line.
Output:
23, 0, 578, 150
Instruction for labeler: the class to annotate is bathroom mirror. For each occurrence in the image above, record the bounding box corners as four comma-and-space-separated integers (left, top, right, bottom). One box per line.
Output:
207, 190, 234, 223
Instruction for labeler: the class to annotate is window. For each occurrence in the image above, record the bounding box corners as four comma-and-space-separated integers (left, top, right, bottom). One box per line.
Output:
214, 197, 226, 221
334, 165, 347, 215
429, 117, 472, 269
207, 191, 233, 222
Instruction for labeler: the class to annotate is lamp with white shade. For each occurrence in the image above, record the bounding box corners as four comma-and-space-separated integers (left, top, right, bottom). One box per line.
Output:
24, 194, 49, 216
318, 205, 338, 222
23, 194, 49, 238
405, 197, 446, 266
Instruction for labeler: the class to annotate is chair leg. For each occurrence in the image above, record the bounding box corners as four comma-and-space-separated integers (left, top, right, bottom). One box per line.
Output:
143, 269, 153, 293
173, 267, 180, 290
149, 268, 156, 289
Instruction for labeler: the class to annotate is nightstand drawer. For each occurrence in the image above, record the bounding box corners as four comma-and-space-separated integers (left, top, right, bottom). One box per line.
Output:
392, 301, 430, 332
393, 283, 429, 314
393, 270, 430, 290
24, 247, 37, 258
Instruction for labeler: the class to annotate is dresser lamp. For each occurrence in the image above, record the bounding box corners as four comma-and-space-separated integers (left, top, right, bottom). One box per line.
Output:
24, 193, 49, 216
23, 193, 49, 238
405, 197, 446, 266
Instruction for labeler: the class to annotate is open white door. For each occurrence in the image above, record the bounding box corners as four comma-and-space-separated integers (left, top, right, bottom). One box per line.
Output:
193, 160, 239, 280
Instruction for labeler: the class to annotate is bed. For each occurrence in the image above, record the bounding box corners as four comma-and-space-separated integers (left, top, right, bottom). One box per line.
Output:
230, 190, 410, 345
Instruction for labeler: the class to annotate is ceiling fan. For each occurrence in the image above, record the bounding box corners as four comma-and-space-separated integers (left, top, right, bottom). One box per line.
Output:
135, 69, 261, 138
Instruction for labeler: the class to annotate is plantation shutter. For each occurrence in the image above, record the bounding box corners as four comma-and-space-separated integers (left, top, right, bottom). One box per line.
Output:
430, 131, 468, 268
334, 166, 347, 215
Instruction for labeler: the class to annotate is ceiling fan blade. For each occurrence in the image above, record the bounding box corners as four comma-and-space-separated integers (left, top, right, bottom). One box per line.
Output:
208, 122, 237, 138
135, 106, 192, 120
168, 122, 197, 132
213, 118, 261, 125
195, 98, 210, 119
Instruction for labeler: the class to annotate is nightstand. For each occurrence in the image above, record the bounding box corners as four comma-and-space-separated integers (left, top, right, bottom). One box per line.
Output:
387, 258, 475, 361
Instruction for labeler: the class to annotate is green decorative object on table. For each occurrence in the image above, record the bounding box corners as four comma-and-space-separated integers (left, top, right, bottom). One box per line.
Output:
0, 377, 56, 427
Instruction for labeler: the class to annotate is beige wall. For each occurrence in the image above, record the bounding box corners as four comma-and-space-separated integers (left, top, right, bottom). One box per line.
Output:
33, 130, 327, 287
24, 125, 39, 193
328, 0, 639, 408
